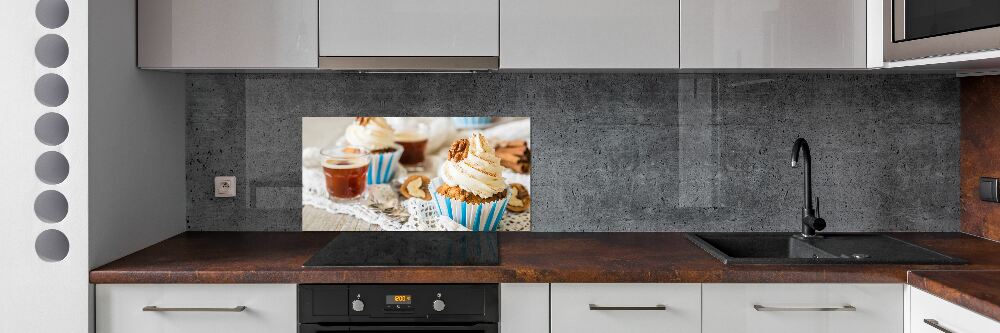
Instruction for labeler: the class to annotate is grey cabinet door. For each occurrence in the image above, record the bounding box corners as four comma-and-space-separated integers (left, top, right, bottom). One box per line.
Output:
501, 0, 680, 69
681, 0, 870, 69
138, 0, 318, 69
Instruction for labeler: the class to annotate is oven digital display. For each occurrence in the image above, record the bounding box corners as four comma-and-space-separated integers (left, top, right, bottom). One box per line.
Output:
386, 295, 412, 305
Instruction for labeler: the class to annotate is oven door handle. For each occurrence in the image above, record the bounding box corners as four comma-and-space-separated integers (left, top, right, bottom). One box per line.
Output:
348, 323, 497, 331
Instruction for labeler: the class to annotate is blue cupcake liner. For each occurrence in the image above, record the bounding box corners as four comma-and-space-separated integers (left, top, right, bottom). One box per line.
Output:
451, 117, 493, 129
366, 144, 404, 184
429, 177, 510, 232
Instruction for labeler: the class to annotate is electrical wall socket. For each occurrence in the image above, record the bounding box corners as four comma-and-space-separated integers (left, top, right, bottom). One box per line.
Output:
980, 177, 999, 202
215, 176, 236, 198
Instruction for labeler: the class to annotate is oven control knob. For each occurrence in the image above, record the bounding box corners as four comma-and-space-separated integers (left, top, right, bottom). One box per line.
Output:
352, 299, 365, 312
432, 299, 446, 312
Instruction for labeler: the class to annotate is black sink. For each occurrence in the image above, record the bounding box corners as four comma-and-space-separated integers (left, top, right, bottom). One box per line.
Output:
687, 233, 966, 265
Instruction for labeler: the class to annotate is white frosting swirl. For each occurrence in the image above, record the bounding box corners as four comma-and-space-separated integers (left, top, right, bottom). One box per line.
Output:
344, 117, 395, 150
441, 133, 507, 199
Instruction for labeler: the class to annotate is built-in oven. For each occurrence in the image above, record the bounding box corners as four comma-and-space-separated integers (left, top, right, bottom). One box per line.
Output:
299, 284, 498, 333
884, 0, 1000, 61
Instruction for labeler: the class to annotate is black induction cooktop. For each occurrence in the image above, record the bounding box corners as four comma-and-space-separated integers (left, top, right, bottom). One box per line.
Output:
303, 232, 499, 267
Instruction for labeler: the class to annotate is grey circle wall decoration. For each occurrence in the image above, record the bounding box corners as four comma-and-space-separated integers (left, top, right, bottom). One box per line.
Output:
35, 151, 69, 185
35, 229, 70, 262
34, 73, 69, 107
36, 0, 69, 29
35, 34, 69, 68
35, 112, 69, 145
34, 190, 68, 223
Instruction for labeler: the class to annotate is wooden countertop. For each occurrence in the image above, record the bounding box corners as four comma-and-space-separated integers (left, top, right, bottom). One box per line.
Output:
89, 232, 1000, 321
91, 232, 1000, 284
908, 270, 1000, 323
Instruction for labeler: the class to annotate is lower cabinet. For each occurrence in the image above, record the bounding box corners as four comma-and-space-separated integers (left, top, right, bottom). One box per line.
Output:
94, 282, 1000, 333
500, 283, 549, 333
702, 284, 903, 333
95, 284, 297, 333
550, 283, 701, 333
910, 287, 1000, 333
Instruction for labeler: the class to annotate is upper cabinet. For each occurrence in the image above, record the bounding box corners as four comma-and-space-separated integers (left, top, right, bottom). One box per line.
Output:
137, 0, 318, 69
500, 0, 680, 69
135, 0, 887, 70
681, 0, 876, 69
318, 0, 500, 70
319, 0, 499, 57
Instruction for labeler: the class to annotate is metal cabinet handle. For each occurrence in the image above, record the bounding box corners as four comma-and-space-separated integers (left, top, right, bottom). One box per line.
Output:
588, 304, 666, 311
143, 306, 247, 312
923, 319, 955, 333
753, 304, 856, 312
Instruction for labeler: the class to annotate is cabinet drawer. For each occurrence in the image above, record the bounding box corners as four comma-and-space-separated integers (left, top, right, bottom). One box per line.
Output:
910, 287, 1000, 333
96, 284, 296, 333
703, 284, 903, 333
551, 283, 700, 333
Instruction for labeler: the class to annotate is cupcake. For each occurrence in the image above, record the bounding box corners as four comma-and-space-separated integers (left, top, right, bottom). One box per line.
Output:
451, 117, 493, 129
343, 117, 404, 184
430, 133, 510, 231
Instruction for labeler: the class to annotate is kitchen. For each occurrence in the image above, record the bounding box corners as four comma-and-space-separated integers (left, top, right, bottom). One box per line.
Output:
3, 0, 1000, 332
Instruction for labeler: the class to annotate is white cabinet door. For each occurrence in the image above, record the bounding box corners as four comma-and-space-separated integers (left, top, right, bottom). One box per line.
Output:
138, 0, 318, 69
551, 283, 700, 333
681, 0, 869, 68
501, 0, 680, 69
910, 287, 1000, 333
702, 284, 903, 333
319, 0, 499, 56
500, 283, 549, 333
96, 284, 297, 333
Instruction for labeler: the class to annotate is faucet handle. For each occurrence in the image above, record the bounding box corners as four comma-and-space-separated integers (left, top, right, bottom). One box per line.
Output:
815, 196, 820, 218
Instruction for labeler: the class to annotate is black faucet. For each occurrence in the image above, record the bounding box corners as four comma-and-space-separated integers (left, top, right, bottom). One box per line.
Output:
791, 138, 826, 237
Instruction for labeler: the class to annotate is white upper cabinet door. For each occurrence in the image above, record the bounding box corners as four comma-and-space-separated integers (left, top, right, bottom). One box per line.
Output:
702, 283, 903, 333
551, 283, 701, 333
138, 0, 318, 69
500, 0, 680, 69
319, 0, 499, 56
681, 0, 869, 68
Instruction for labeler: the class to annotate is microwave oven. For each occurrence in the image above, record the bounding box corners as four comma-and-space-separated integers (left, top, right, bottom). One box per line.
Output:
884, 0, 1000, 62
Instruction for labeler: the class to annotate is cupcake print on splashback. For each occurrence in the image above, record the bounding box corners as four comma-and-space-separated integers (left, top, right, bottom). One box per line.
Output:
342, 117, 403, 184
301, 116, 531, 232
430, 133, 511, 231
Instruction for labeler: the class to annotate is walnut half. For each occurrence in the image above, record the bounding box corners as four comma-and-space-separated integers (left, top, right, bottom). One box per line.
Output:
400, 175, 431, 200
448, 138, 470, 162
507, 183, 531, 213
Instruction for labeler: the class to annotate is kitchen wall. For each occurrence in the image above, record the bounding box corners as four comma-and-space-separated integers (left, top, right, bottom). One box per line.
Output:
960, 76, 1000, 242
186, 73, 959, 232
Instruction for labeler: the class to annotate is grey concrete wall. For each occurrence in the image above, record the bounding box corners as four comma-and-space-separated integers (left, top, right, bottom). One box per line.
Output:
186, 73, 960, 232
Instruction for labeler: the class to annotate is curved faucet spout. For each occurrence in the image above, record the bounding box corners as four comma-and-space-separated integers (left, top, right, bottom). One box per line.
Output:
791, 138, 824, 237
791, 138, 812, 211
